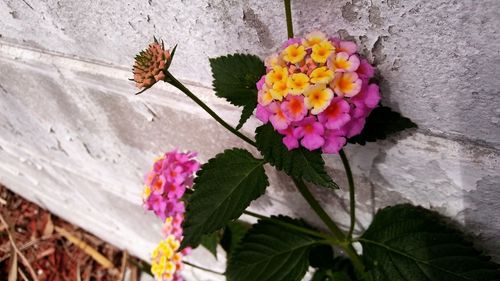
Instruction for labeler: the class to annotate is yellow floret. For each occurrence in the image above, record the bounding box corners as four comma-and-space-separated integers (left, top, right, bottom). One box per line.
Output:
282, 43, 307, 64
259, 88, 274, 106
303, 31, 327, 48
287, 73, 310, 95
309, 67, 334, 84
165, 261, 176, 274
311, 41, 335, 64
265, 65, 288, 85
270, 80, 289, 101
142, 186, 151, 200
304, 84, 334, 115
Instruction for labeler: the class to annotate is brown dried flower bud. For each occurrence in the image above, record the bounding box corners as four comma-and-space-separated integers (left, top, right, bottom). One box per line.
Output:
132, 38, 174, 93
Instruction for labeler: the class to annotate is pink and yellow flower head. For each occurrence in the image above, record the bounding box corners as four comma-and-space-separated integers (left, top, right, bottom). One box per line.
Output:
133, 38, 173, 91
256, 31, 380, 154
143, 149, 199, 281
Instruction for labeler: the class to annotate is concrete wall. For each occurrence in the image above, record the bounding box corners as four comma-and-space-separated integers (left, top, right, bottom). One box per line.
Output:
0, 0, 499, 279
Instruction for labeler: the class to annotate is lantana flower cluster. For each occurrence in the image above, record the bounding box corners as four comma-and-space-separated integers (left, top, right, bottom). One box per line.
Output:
256, 31, 380, 153
142, 150, 200, 281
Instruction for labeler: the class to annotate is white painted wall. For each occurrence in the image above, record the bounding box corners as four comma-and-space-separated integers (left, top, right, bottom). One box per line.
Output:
0, 0, 499, 280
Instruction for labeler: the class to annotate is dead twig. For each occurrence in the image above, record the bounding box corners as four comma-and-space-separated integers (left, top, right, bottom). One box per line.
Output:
118, 251, 129, 281
54, 226, 113, 269
0, 235, 56, 263
18, 268, 29, 281
0, 212, 39, 281
8, 245, 17, 281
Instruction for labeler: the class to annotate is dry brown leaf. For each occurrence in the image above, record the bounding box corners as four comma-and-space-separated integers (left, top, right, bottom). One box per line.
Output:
42, 214, 54, 238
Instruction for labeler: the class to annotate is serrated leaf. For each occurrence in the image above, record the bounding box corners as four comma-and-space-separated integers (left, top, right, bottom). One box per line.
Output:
200, 231, 220, 258
255, 123, 338, 189
236, 104, 255, 130
348, 105, 417, 145
226, 216, 319, 281
221, 220, 251, 258
210, 54, 266, 130
181, 148, 268, 248
360, 204, 500, 281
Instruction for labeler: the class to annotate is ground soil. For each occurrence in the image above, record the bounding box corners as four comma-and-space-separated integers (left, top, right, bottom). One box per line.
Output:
0, 185, 149, 281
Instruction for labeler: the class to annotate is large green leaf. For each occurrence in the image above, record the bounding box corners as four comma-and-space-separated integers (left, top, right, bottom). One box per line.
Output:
255, 123, 338, 189
181, 148, 268, 248
221, 220, 251, 258
210, 54, 266, 130
348, 105, 417, 145
360, 204, 500, 281
226, 216, 319, 281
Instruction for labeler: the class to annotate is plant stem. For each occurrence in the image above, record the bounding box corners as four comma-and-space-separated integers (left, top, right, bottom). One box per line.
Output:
243, 210, 334, 241
183, 261, 225, 275
284, 0, 294, 38
292, 178, 366, 278
339, 149, 356, 239
164, 71, 256, 147
292, 178, 345, 240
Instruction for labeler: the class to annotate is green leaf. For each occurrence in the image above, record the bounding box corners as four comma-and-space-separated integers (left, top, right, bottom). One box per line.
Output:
348, 105, 417, 145
181, 148, 268, 248
210, 54, 266, 130
360, 204, 500, 281
226, 216, 320, 281
255, 123, 338, 189
312, 270, 353, 281
221, 220, 251, 258
200, 231, 220, 258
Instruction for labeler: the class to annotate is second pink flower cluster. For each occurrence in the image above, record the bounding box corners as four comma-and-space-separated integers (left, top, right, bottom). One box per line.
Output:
142, 150, 200, 281
255, 31, 380, 153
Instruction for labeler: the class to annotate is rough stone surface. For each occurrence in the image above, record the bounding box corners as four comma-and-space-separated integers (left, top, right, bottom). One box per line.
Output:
0, 0, 499, 280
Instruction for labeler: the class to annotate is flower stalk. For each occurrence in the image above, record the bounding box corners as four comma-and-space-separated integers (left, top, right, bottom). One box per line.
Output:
339, 149, 357, 239
164, 71, 256, 147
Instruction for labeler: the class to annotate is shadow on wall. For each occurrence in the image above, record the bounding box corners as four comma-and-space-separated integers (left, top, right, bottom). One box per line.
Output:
464, 176, 500, 262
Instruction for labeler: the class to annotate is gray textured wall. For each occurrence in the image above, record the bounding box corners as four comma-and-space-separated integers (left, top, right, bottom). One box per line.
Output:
0, 0, 499, 279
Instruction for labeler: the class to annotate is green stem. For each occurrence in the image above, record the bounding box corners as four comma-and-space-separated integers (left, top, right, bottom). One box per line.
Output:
164, 71, 256, 147
183, 261, 224, 275
343, 244, 366, 280
339, 149, 356, 239
292, 178, 345, 240
284, 0, 294, 38
293, 178, 366, 279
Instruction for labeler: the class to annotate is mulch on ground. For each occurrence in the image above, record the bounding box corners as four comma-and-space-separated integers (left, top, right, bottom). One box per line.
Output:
0, 185, 148, 281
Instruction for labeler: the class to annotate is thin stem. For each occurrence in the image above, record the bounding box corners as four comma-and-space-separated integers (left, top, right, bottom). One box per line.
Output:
343, 244, 366, 280
243, 210, 334, 242
284, 0, 294, 38
183, 261, 224, 275
292, 178, 366, 279
339, 149, 356, 239
292, 178, 345, 241
164, 71, 256, 147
